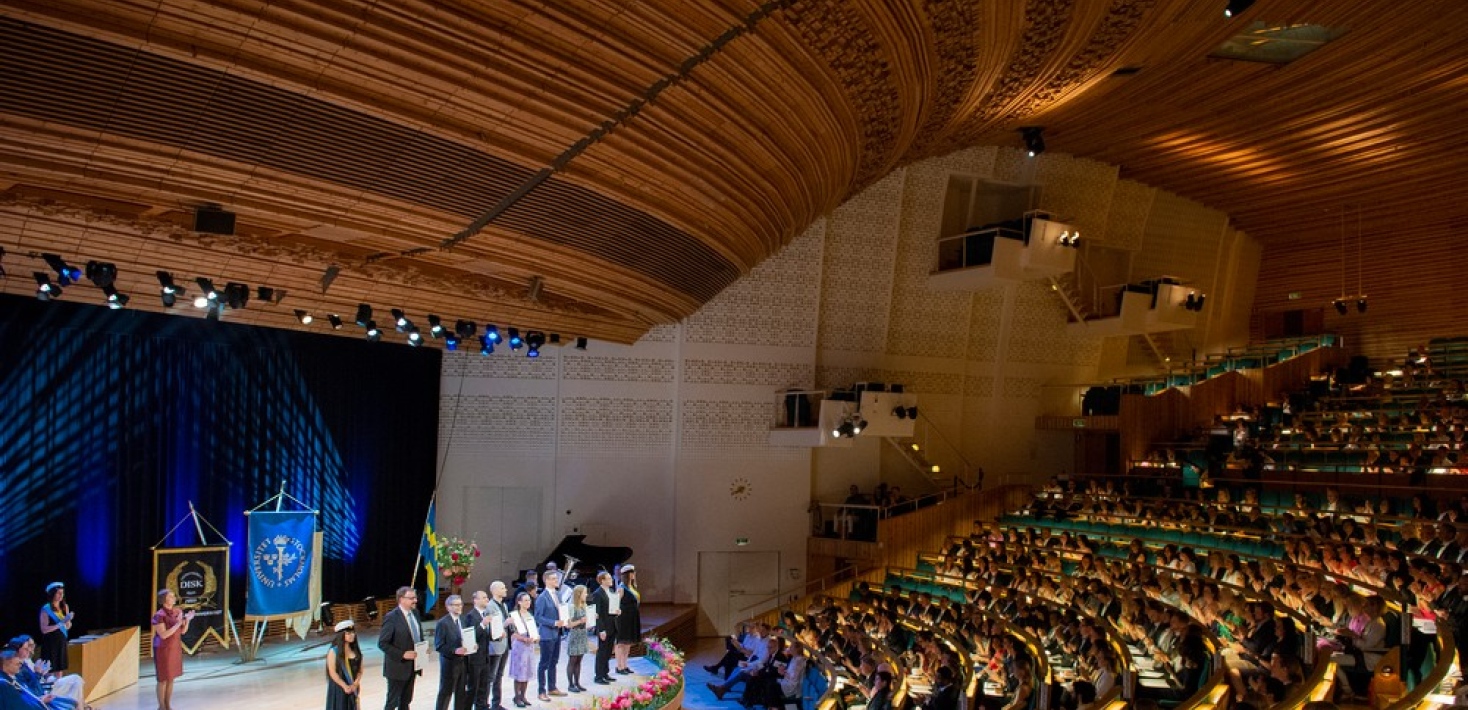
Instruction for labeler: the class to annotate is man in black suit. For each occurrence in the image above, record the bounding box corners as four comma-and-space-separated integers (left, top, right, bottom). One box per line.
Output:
379, 586, 425, 710
587, 571, 616, 685
436, 595, 472, 710
466, 584, 511, 710
923, 666, 960, 710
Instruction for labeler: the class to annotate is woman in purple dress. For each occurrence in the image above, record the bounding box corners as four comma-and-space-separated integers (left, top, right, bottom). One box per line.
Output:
507, 592, 539, 707
151, 588, 194, 710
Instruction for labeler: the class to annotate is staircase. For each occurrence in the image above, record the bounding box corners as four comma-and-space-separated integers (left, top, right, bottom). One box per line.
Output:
1048, 273, 1091, 324
883, 411, 980, 491
885, 437, 948, 489
1142, 331, 1177, 370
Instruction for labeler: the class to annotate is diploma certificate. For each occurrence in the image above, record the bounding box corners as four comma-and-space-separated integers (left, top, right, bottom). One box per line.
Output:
413, 641, 429, 671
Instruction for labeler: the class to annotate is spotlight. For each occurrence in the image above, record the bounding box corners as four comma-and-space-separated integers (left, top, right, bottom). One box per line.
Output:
485, 324, 501, 343
574, 337, 588, 351
294, 309, 314, 325
85, 260, 117, 287
444, 333, 460, 351
853, 417, 868, 435
455, 320, 477, 339
834, 421, 855, 438
0, 246, 6, 278
1020, 127, 1045, 157
354, 304, 373, 327
406, 328, 423, 346
1194, 293, 1206, 310
328, 314, 344, 329
508, 328, 523, 350
526, 331, 546, 358
893, 406, 908, 419
256, 286, 275, 303
196, 277, 219, 302
1357, 297, 1368, 313
43, 254, 81, 285
157, 271, 183, 307
390, 308, 411, 331
549, 333, 561, 345
193, 295, 210, 309
102, 285, 129, 309
906, 406, 918, 419
364, 320, 381, 342
33, 272, 61, 300
1224, 0, 1254, 18
223, 282, 250, 309
479, 334, 496, 356
1333, 299, 1348, 315
427, 315, 444, 338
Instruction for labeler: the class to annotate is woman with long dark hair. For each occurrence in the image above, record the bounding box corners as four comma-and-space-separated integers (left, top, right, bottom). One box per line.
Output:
325, 620, 363, 709
507, 592, 539, 707
613, 565, 641, 674
38, 582, 72, 674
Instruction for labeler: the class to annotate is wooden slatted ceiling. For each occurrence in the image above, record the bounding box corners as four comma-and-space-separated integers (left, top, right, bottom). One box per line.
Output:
0, 0, 1463, 348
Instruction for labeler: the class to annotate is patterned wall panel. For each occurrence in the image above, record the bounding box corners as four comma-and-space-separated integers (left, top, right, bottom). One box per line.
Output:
990, 147, 1036, 185
638, 324, 680, 344
683, 359, 815, 388
1005, 281, 1104, 366
443, 351, 559, 379
963, 375, 995, 398
440, 395, 558, 452
685, 221, 825, 347
1002, 377, 1044, 399
563, 355, 675, 382
818, 170, 906, 353
885, 160, 973, 358
1035, 154, 1119, 243
965, 286, 1005, 362
1132, 190, 1228, 289
816, 366, 963, 395
680, 399, 782, 452
1102, 178, 1156, 251
559, 397, 674, 452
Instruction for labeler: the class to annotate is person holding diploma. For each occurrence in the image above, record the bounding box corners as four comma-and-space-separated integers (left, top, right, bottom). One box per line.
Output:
326, 620, 363, 710
436, 595, 472, 710
465, 587, 505, 710
507, 592, 539, 708
564, 585, 590, 693
152, 588, 195, 710
379, 586, 426, 710
532, 571, 567, 701
614, 565, 641, 675
588, 572, 617, 685
38, 582, 72, 675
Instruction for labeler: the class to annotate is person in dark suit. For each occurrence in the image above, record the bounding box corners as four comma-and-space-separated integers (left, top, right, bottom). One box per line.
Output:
379, 586, 425, 710
924, 666, 960, 710
867, 670, 894, 710
588, 571, 616, 685
436, 595, 472, 710
532, 571, 567, 701
467, 584, 511, 710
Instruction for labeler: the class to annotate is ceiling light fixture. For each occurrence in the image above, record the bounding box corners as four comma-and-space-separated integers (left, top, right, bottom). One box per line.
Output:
355, 304, 373, 327
294, 309, 314, 325
33, 272, 60, 300
1020, 127, 1046, 157
43, 254, 82, 285
328, 314, 344, 330
1224, 0, 1255, 18
102, 284, 129, 309
157, 271, 183, 307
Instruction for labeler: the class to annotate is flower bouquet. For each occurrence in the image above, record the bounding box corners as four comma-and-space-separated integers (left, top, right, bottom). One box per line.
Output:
434, 535, 481, 587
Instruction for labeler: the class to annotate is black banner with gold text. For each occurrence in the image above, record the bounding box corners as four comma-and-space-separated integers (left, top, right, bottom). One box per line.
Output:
152, 545, 231, 653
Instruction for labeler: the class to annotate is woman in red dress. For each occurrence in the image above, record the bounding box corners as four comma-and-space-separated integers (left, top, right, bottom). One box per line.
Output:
151, 588, 194, 710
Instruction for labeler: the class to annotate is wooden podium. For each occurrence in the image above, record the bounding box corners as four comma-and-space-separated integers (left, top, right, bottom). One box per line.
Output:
66, 627, 140, 702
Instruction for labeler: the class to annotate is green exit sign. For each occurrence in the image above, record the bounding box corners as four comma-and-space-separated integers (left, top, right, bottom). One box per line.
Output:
735, 537, 749, 546
1073, 418, 1086, 428
1288, 292, 1302, 300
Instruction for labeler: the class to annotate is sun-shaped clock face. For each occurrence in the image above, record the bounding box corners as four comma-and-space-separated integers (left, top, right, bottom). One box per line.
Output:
730, 477, 753, 500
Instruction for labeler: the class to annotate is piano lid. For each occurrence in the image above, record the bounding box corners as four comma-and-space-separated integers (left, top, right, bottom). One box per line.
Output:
536, 535, 633, 585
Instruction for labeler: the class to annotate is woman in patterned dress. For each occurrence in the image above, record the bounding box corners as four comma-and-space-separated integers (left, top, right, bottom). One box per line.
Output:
151, 588, 194, 710
564, 585, 590, 693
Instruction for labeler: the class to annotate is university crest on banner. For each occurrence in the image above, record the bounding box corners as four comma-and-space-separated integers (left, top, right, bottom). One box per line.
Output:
245, 511, 315, 619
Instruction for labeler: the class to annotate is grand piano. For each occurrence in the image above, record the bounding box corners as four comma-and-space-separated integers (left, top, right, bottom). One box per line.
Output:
527, 535, 633, 586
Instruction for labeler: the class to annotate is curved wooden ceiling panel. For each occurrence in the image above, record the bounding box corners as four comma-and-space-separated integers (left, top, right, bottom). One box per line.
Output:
0, 0, 1461, 344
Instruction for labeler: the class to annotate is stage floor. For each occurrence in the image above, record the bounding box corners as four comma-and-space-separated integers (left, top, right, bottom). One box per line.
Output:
90, 625, 665, 710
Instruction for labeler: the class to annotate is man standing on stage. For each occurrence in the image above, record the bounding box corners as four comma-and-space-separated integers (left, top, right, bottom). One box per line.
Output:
533, 571, 567, 701
467, 585, 511, 710
380, 586, 424, 710
435, 595, 471, 710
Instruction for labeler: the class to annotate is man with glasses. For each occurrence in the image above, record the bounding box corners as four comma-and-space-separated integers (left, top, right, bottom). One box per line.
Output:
381, 586, 426, 710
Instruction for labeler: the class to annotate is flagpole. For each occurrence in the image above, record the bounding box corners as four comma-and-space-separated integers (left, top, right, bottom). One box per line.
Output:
410, 493, 436, 588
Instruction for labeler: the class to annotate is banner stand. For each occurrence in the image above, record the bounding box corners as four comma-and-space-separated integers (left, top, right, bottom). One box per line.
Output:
150, 502, 239, 655
240, 481, 320, 663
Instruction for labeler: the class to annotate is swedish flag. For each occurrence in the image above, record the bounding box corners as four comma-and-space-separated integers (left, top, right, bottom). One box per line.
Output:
419, 499, 439, 610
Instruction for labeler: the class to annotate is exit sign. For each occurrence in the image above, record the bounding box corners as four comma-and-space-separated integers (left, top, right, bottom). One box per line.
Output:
1073, 418, 1087, 428
1288, 292, 1302, 300
735, 537, 749, 546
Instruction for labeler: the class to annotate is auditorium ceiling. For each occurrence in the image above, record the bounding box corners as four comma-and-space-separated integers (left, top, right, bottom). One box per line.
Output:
0, 0, 1462, 344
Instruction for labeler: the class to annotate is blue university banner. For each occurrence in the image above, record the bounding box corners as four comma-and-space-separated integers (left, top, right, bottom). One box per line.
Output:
245, 511, 315, 618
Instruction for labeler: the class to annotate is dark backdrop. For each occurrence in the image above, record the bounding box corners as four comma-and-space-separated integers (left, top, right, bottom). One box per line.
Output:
0, 293, 440, 638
